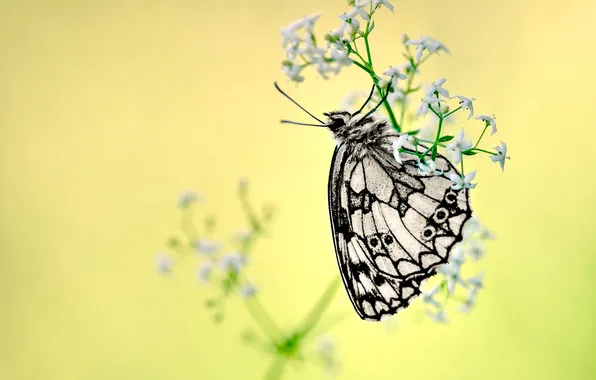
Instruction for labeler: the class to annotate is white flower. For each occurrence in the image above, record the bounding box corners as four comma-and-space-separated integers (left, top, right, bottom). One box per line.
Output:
387, 87, 406, 104
467, 272, 484, 290
282, 61, 304, 82
445, 129, 473, 164
195, 238, 221, 255
177, 190, 199, 208
348, 4, 370, 21
425, 78, 449, 98
317, 336, 335, 356
416, 96, 441, 118
234, 229, 252, 242
452, 95, 476, 119
330, 46, 352, 68
418, 159, 444, 176
490, 141, 509, 171
438, 263, 467, 294
422, 286, 441, 308
339, 12, 361, 35
448, 171, 477, 191
426, 309, 447, 324
197, 262, 213, 284
373, 0, 394, 12
239, 283, 258, 298
466, 240, 486, 260
405, 36, 450, 63
458, 289, 477, 314
391, 134, 409, 164
219, 253, 247, 273
383, 66, 407, 89
156, 254, 173, 275
450, 245, 466, 267
474, 114, 497, 135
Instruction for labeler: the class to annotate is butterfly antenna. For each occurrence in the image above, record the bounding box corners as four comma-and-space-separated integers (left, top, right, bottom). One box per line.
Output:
280, 120, 326, 127
274, 82, 325, 125
352, 84, 376, 116
362, 84, 392, 119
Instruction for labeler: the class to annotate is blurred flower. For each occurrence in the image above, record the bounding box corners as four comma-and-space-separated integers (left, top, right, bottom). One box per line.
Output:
234, 229, 252, 242
448, 171, 477, 191
416, 96, 441, 118
425, 78, 449, 98
383, 66, 407, 89
198, 262, 214, 284
195, 238, 221, 255
437, 263, 467, 294
490, 141, 509, 172
239, 283, 258, 298
219, 253, 247, 273
458, 288, 477, 314
391, 134, 409, 164
418, 159, 444, 176
156, 254, 173, 275
452, 95, 476, 119
178, 190, 199, 208
474, 114, 497, 135
422, 285, 441, 308
405, 35, 450, 63
373, 0, 394, 12
425, 309, 447, 324
446, 129, 473, 164
467, 272, 484, 290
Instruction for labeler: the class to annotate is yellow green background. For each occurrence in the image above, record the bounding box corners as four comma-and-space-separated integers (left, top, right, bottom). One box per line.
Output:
2, 0, 596, 379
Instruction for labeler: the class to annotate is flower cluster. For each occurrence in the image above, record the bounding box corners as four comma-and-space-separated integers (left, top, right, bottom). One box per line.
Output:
155, 181, 341, 378
421, 218, 494, 323
280, 0, 510, 192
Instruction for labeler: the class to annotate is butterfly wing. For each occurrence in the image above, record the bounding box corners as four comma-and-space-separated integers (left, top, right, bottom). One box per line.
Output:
329, 144, 423, 321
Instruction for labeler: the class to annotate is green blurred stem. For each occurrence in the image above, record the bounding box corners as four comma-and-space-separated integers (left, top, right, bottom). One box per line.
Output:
263, 357, 286, 380
297, 276, 341, 338
244, 298, 283, 343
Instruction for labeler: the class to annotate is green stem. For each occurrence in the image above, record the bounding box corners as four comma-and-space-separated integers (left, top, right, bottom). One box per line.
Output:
297, 277, 341, 338
263, 358, 286, 380
474, 125, 489, 148
444, 105, 462, 118
471, 147, 497, 155
244, 298, 283, 343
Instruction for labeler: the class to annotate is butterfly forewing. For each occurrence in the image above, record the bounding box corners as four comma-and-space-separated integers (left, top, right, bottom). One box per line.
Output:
329, 135, 472, 321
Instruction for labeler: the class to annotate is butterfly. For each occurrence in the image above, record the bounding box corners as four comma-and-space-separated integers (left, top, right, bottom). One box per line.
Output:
276, 83, 472, 321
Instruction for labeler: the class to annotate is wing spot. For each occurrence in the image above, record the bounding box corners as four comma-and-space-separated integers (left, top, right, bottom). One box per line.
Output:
422, 226, 436, 241
383, 234, 393, 245
432, 207, 449, 224
369, 237, 379, 248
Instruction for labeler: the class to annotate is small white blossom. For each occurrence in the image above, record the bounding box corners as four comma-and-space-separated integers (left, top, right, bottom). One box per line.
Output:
391, 134, 409, 164
422, 286, 441, 308
219, 253, 247, 273
195, 238, 221, 255
416, 96, 441, 118
373, 0, 394, 12
466, 240, 486, 260
282, 61, 304, 82
234, 229, 252, 242
178, 190, 199, 208
387, 87, 406, 104
339, 13, 361, 38
197, 262, 213, 284
458, 289, 477, 314
330, 46, 352, 69
418, 159, 444, 176
467, 272, 484, 290
348, 4, 370, 21
405, 36, 450, 63
239, 283, 258, 298
445, 129, 473, 164
438, 263, 467, 294
426, 309, 447, 324
490, 141, 509, 171
156, 254, 173, 275
474, 114, 497, 135
450, 245, 466, 267
452, 95, 476, 119
448, 171, 477, 191
425, 78, 449, 98
383, 66, 407, 89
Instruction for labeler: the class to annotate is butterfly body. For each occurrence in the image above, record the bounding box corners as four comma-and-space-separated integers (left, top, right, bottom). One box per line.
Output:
324, 111, 472, 321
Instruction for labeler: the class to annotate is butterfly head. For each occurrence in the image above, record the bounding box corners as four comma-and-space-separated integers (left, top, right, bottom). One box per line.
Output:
323, 110, 389, 144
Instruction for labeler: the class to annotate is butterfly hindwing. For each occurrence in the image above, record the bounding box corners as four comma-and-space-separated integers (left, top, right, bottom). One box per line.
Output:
329, 144, 422, 321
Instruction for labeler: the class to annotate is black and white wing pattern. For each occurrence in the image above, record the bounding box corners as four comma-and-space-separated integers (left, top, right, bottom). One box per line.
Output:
328, 138, 472, 321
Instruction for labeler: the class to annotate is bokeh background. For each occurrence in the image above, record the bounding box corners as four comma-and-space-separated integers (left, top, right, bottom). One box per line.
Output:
2, 0, 596, 379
